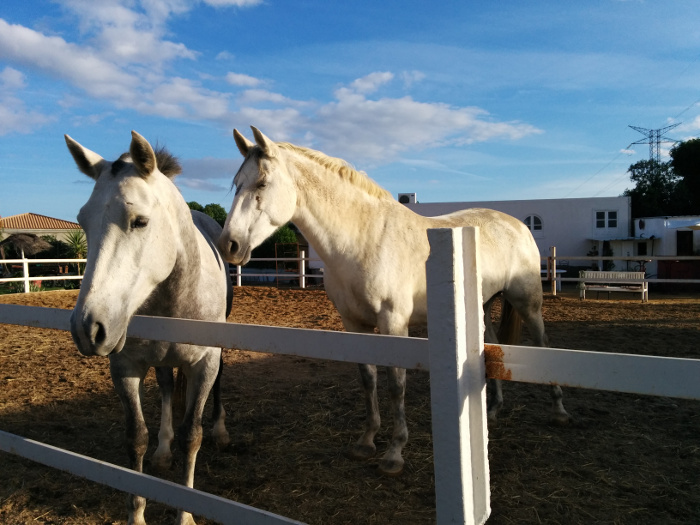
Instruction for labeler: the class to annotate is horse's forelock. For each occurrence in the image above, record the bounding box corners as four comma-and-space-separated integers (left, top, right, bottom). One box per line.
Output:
231, 148, 264, 191
110, 153, 131, 176
110, 149, 181, 178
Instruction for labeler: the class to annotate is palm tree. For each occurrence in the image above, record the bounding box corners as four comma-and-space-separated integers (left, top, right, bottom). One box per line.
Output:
64, 230, 87, 275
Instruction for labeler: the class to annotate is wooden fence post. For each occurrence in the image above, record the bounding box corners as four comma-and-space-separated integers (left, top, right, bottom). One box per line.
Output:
550, 245, 557, 296
427, 227, 490, 525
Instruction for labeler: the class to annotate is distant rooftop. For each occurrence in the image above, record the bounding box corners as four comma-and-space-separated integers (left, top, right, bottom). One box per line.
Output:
0, 213, 80, 231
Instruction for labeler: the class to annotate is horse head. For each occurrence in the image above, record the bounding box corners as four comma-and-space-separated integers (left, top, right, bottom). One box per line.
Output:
218, 126, 297, 265
65, 131, 182, 356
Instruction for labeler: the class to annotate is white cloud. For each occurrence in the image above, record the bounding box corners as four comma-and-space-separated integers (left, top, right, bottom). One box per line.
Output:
226, 72, 262, 87
305, 78, 542, 161
676, 115, 700, 133
180, 157, 241, 180
0, 67, 26, 90
349, 71, 394, 94
202, 0, 263, 6
400, 70, 426, 88
620, 148, 636, 155
0, 18, 231, 122
216, 50, 235, 61
0, 66, 52, 135
237, 89, 306, 106
0, 94, 54, 136
177, 178, 230, 192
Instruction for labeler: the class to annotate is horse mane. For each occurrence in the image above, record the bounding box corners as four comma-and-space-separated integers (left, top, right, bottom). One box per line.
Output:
112, 146, 181, 178
154, 146, 182, 177
277, 142, 392, 200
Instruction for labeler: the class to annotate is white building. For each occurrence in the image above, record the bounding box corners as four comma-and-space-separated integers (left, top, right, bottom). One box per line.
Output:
402, 195, 632, 260
631, 216, 700, 279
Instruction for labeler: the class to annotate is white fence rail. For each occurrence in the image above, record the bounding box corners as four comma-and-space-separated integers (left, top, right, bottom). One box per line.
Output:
0, 253, 325, 292
2, 227, 700, 524
0, 257, 86, 293
230, 250, 323, 288
540, 248, 700, 295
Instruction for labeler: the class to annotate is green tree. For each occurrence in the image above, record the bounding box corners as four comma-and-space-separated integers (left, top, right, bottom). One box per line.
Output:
64, 230, 88, 275
187, 201, 228, 226
623, 159, 684, 217
669, 138, 700, 213
250, 224, 298, 268
203, 203, 227, 226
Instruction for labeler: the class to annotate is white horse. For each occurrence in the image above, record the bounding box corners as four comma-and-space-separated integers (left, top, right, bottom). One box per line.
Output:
218, 126, 570, 477
66, 131, 232, 525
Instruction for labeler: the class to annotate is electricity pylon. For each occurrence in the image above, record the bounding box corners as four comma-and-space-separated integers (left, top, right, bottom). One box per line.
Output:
628, 123, 680, 163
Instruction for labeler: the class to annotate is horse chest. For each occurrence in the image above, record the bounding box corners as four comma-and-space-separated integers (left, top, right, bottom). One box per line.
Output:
119, 340, 208, 368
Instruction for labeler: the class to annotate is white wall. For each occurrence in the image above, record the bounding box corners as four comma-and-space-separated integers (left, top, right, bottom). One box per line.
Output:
405, 196, 632, 258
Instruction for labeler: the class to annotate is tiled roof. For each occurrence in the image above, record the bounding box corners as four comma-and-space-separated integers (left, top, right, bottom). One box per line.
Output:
0, 213, 81, 231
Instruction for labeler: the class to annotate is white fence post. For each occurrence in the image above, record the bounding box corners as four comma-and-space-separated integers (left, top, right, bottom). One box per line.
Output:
427, 227, 490, 525
300, 249, 306, 289
22, 257, 30, 293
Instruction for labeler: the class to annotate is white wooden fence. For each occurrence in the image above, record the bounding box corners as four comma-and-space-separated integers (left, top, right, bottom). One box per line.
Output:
2, 227, 700, 524
0, 253, 324, 291
541, 247, 700, 295
0, 257, 86, 292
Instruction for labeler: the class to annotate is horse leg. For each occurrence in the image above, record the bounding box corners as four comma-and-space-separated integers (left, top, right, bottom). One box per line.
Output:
110, 358, 149, 525
152, 367, 175, 471
517, 295, 571, 425
346, 363, 380, 461
483, 298, 503, 422
174, 352, 220, 525
378, 366, 407, 476
210, 352, 229, 451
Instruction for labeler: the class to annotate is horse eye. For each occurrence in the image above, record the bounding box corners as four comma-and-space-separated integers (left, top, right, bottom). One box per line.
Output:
256, 181, 267, 190
131, 216, 149, 229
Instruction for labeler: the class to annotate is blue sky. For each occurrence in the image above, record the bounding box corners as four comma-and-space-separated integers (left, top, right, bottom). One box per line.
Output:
1, 0, 700, 222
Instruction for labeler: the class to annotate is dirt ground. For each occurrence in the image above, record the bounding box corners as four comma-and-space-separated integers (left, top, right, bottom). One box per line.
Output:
0, 286, 699, 524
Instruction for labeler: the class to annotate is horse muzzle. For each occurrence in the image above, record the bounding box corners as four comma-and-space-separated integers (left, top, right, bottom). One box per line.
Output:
70, 309, 125, 357
217, 236, 251, 265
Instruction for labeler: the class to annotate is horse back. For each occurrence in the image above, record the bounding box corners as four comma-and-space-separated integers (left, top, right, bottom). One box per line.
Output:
190, 210, 233, 319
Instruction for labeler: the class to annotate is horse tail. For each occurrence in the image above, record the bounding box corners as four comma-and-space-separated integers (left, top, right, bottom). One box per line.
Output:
173, 367, 187, 419
497, 298, 522, 345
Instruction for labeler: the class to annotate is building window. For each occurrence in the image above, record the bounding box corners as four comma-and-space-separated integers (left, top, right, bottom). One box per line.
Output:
596, 211, 617, 229
523, 215, 543, 236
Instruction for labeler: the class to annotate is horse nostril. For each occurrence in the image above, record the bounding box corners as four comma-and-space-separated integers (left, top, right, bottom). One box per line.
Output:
91, 321, 106, 346
230, 240, 239, 255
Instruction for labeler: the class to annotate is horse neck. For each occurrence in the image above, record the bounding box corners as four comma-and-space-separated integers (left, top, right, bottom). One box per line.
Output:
289, 154, 386, 264
157, 195, 204, 311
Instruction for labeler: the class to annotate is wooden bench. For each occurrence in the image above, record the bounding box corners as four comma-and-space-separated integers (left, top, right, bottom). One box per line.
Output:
579, 270, 648, 302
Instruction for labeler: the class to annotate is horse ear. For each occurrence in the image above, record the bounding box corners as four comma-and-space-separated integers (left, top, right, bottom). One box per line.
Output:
64, 135, 105, 180
250, 126, 277, 158
233, 128, 254, 157
129, 131, 157, 177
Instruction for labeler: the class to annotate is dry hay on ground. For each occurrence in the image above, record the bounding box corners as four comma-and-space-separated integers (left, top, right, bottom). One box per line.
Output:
0, 287, 699, 524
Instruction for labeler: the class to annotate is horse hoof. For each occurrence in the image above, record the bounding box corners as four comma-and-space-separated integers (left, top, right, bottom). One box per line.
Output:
214, 432, 231, 452
344, 443, 376, 461
377, 458, 404, 477
150, 453, 172, 472
550, 412, 572, 426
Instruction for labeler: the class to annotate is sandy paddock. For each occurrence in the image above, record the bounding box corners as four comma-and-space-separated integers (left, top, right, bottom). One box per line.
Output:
0, 287, 699, 524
